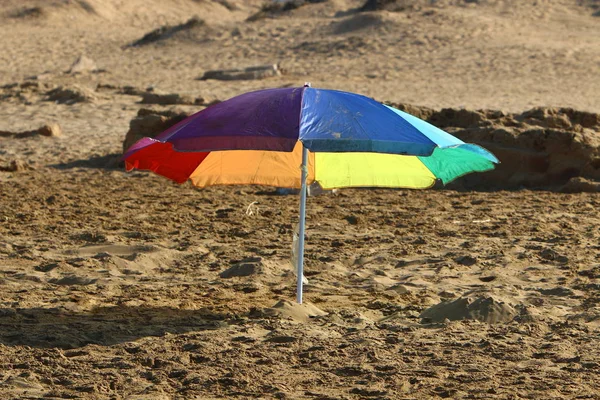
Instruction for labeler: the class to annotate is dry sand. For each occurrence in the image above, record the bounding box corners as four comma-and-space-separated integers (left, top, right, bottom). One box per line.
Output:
1, 0, 600, 398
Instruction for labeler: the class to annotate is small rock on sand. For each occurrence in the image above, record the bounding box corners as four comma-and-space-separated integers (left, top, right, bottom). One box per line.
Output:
199, 64, 282, 81
0, 123, 60, 139
37, 123, 62, 137
67, 55, 98, 74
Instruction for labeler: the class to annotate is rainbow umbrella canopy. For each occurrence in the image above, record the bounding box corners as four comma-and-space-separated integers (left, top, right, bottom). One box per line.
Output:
123, 85, 499, 303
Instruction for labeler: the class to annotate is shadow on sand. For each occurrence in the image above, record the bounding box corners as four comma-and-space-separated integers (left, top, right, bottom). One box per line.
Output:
50, 153, 123, 170
0, 305, 239, 349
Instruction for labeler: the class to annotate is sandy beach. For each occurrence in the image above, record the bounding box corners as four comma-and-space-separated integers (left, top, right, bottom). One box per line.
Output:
1, 1, 599, 398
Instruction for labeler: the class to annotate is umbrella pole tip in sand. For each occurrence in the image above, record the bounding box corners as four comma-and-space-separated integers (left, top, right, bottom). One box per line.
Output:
296, 144, 309, 304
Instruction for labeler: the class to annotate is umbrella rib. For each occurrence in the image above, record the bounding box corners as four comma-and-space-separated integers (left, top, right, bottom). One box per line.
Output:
250, 151, 269, 185
351, 110, 369, 141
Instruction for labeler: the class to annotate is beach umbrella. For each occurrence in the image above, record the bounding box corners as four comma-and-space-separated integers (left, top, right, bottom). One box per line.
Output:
123, 84, 498, 304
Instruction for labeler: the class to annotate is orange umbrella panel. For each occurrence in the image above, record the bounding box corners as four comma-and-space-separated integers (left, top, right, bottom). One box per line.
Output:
189, 142, 316, 189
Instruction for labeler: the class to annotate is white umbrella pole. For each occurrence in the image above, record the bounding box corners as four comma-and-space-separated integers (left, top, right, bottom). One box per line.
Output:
296, 144, 309, 304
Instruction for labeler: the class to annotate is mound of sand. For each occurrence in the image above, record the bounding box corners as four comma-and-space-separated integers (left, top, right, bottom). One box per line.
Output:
387, 103, 600, 189
45, 85, 98, 105
220, 257, 270, 278
122, 108, 191, 153
247, 0, 329, 21
128, 17, 206, 47
2, 0, 112, 21
561, 176, 600, 192
0, 159, 34, 172
332, 12, 399, 34
360, 0, 598, 15
1, 0, 250, 23
260, 299, 328, 322
358, 0, 433, 12
5, 5, 47, 19
420, 294, 517, 324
